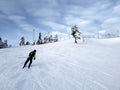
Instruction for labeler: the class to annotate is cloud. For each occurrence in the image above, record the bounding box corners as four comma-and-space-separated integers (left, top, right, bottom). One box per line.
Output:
8, 15, 38, 32
64, 15, 91, 26
43, 21, 67, 30
8, 15, 26, 23
0, 0, 23, 15
34, 8, 60, 17
50, 31, 70, 40
64, 15, 98, 33
50, 31, 68, 36
113, 5, 120, 15
21, 0, 58, 18
34, 8, 60, 21
0, 14, 7, 23
100, 17, 120, 37
101, 17, 120, 29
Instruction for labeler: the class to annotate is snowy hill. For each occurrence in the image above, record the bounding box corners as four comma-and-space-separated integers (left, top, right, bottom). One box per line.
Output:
0, 38, 120, 90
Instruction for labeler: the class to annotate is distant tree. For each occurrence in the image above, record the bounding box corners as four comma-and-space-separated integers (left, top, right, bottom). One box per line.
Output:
9, 45, 12, 48
44, 36, 49, 44
0, 37, 8, 48
43, 36, 47, 44
19, 37, 25, 46
39, 32, 42, 40
43, 34, 58, 44
49, 35, 53, 43
3, 40, 8, 48
0, 37, 3, 48
0, 37, 3, 46
26, 41, 30, 45
32, 41, 36, 45
0, 37, 2, 43
54, 34, 58, 42
36, 32, 43, 45
36, 39, 42, 44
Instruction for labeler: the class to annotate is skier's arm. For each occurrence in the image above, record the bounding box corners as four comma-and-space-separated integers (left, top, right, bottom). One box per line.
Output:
34, 55, 36, 60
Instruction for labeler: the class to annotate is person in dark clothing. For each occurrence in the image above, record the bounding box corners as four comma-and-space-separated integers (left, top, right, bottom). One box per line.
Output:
23, 50, 36, 69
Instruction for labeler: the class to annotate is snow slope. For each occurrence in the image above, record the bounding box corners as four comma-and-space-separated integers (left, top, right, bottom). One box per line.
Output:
0, 38, 120, 90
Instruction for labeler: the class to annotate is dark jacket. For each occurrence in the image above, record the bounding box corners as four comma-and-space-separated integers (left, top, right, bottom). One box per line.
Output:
28, 51, 36, 60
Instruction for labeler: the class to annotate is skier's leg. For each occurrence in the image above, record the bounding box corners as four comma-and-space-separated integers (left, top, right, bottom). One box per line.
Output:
28, 59, 32, 68
23, 58, 29, 68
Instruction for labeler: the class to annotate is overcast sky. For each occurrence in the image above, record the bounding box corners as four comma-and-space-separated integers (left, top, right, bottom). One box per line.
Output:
0, 0, 120, 45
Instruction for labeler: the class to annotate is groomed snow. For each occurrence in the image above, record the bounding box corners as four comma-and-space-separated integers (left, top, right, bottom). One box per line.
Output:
0, 38, 120, 90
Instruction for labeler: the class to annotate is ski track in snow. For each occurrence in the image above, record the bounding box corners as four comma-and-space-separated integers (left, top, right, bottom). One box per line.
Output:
0, 38, 120, 90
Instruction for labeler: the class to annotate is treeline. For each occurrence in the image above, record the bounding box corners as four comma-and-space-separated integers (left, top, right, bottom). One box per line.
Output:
0, 37, 10, 49
19, 32, 58, 46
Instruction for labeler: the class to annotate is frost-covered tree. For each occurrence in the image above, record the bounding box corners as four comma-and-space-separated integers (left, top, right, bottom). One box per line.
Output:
44, 36, 49, 44
39, 32, 42, 40
0, 37, 2, 45
0, 37, 3, 48
3, 40, 8, 48
71, 25, 81, 43
36, 32, 43, 45
0, 37, 8, 48
19, 37, 25, 46
9, 45, 12, 47
26, 41, 30, 45
33, 41, 35, 45
36, 39, 42, 44
49, 35, 53, 43
0, 37, 2, 42
54, 34, 58, 42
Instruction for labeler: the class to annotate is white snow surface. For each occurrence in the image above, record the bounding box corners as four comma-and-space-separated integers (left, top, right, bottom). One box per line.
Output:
0, 38, 120, 90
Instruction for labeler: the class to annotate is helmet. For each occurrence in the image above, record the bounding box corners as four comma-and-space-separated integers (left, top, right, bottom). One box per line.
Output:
33, 50, 36, 52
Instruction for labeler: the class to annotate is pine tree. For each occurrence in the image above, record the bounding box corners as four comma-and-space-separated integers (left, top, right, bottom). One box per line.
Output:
3, 40, 8, 48
39, 32, 42, 40
44, 36, 49, 44
26, 41, 30, 45
0, 37, 2, 45
54, 34, 58, 42
0, 37, 2, 42
49, 35, 53, 43
0, 37, 3, 48
0, 37, 8, 48
19, 37, 25, 46
71, 25, 81, 43
36, 32, 43, 45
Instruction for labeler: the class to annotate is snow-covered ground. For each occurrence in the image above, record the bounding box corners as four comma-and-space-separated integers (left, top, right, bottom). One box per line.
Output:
0, 38, 120, 90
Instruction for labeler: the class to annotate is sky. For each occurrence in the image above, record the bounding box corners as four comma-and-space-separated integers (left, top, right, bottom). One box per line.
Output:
0, 0, 120, 45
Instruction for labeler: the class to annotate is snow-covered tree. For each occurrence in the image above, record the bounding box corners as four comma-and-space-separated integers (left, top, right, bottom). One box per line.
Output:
0, 37, 9, 48
3, 40, 8, 48
36, 39, 42, 44
54, 34, 58, 42
26, 41, 30, 45
36, 32, 43, 45
9, 45, 12, 48
49, 35, 53, 43
39, 32, 42, 40
43, 34, 58, 44
19, 37, 25, 46
71, 25, 81, 43
0, 37, 2, 42
44, 36, 49, 44
0, 37, 3, 48
0, 37, 2, 45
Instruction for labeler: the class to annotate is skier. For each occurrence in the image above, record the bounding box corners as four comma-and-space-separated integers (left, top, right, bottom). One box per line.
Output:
23, 50, 36, 69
